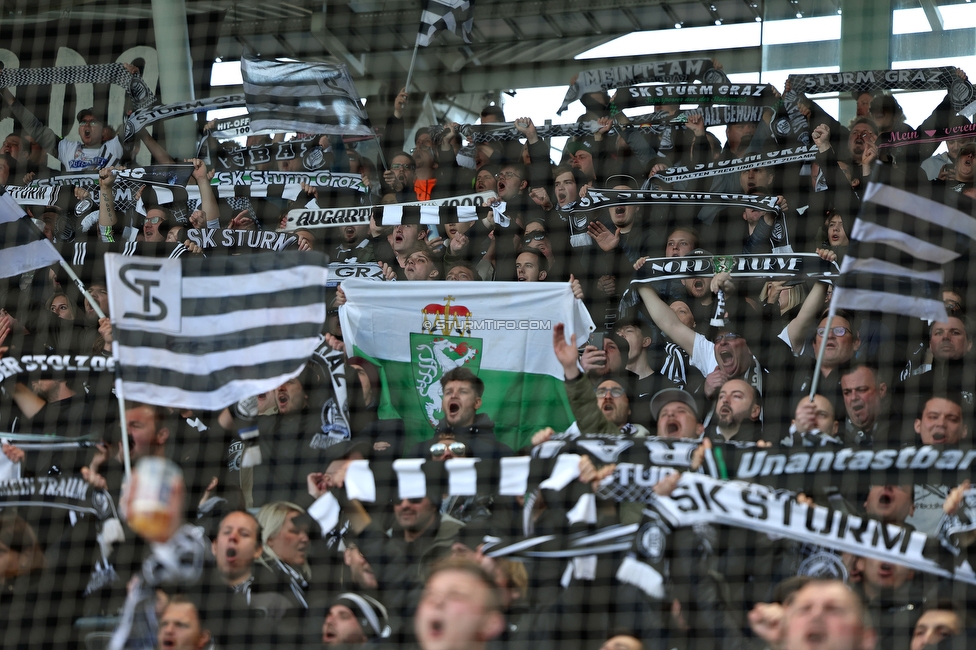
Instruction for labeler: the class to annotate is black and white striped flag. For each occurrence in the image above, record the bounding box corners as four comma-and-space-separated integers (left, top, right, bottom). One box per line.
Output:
104, 251, 329, 410
416, 0, 475, 47
0, 188, 62, 279
374, 204, 486, 226
241, 52, 372, 137
832, 182, 976, 322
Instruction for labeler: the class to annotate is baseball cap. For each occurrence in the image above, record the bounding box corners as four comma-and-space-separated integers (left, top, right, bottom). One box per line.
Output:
649, 388, 700, 420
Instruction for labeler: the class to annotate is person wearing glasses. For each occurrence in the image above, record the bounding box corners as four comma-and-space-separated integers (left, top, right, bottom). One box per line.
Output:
551, 323, 649, 437
382, 151, 419, 202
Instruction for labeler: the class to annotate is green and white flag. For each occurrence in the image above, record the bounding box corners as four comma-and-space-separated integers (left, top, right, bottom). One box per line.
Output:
339, 280, 595, 449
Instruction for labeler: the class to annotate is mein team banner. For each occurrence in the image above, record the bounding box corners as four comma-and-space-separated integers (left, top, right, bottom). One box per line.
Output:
338, 280, 594, 449
557, 59, 726, 114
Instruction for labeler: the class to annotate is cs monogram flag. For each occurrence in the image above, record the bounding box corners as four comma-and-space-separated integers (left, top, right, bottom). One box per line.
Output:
339, 280, 595, 449
104, 252, 329, 410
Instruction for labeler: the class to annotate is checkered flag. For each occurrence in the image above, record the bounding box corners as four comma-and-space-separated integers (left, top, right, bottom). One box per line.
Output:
416, 0, 476, 47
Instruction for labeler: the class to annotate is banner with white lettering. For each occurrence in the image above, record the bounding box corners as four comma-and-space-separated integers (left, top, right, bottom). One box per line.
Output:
326, 263, 386, 287
212, 138, 331, 172
557, 59, 726, 114
630, 253, 838, 284
211, 114, 251, 137
122, 95, 246, 141
782, 67, 976, 145
610, 83, 778, 112
0, 476, 117, 519
655, 144, 819, 183
0, 353, 117, 382
561, 188, 783, 215
283, 191, 496, 230
631, 473, 969, 584
723, 444, 976, 491
185, 228, 298, 251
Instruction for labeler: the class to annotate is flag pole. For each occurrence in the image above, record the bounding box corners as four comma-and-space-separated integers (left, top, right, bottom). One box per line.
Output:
808, 290, 837, 401
57, 258, 106, 319
404, 40, 421, 93
111, 347, 133, 483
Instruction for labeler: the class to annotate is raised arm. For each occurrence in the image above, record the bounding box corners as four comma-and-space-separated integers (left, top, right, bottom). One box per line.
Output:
636, 283, 697, 353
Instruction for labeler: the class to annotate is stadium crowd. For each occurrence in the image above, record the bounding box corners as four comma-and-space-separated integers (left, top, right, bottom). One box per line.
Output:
0, 56, 976, 650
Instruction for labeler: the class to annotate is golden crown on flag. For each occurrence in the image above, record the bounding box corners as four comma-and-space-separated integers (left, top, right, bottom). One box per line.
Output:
421, 296, 473, 337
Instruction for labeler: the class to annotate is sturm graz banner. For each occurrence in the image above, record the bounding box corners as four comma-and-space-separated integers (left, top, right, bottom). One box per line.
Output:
185, 228, 298, 251
655, 144, 819, 183
557, 59, 727, 114
207, 170, 366, 192
561, 188, 783, 215
782, 67, 976, 145
610, 83, 778, 112
633, 473, 970, 584
630, 253, 839, 283
122, 95, 245, 141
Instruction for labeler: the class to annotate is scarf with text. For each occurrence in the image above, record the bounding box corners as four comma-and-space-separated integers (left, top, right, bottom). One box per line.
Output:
185, 228, 297, 251
318, 454, 971, 582
211, 114, 251, 137
721, 443, 976, 492
610, 83, 779, 113
878, 120, 976, 148
326, 263, 386, 287
630, 253, 838, 284
783, 67, 976, 145
631, 473, 969, 584
560, 188, 782, 215
655, 144, 819, 183
558, 59, 727, 114
0, 475, 117, 519
122, 94, 244, 140
212, 138, 331, 172
0, 62, 156, 110
284, 190, 496, 230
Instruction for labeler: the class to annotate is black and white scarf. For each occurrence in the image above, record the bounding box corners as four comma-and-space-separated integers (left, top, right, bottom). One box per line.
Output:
610, 83, 778, 112
782, 67, 976, 145
0, 62, 156, 109
122, 94, 244, 140
654, 144, 818, 183
558, 59, 727, 114
629, 253, 838, 284
560, 188, 782, 215
878, 119, 976, 148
